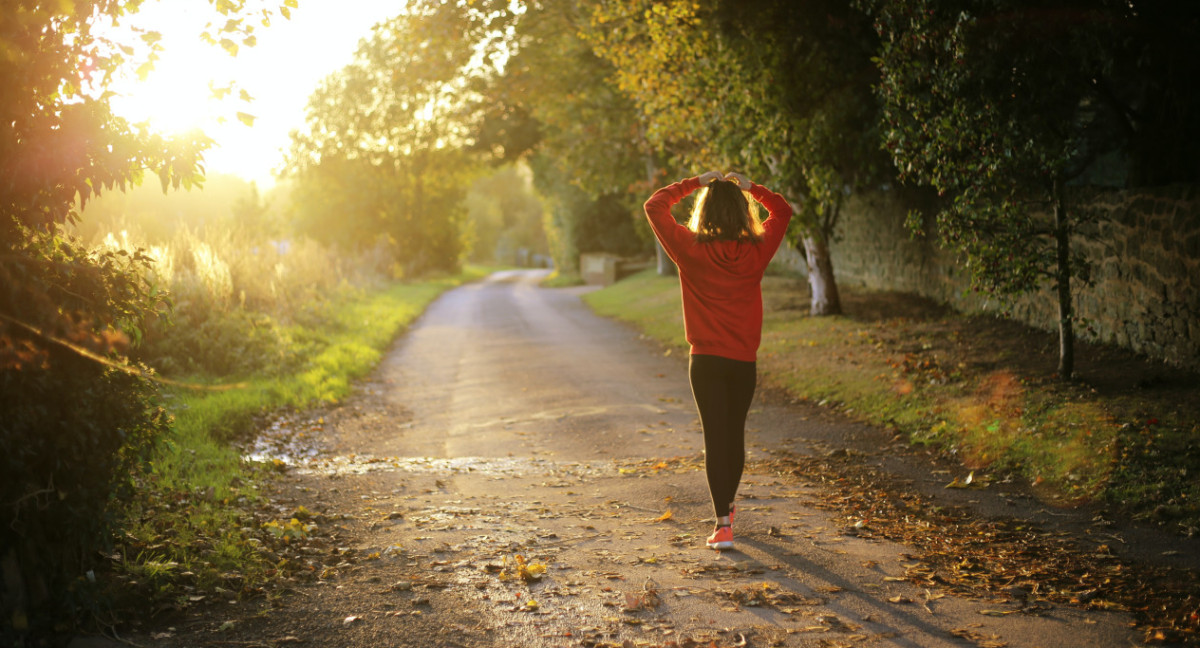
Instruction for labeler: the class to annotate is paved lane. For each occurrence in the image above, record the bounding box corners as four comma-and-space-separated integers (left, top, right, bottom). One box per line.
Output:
330, 270, 1137, 648
145, 270, 1141, 648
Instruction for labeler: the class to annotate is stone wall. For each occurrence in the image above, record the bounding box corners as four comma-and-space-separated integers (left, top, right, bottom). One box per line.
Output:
780, 185, 1200, 370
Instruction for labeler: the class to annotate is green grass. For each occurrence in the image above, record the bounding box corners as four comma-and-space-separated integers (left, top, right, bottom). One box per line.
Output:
116, 267, 491, 598
584, 269, 687, 348
539, 270, 586, 288
583, 269, 1200, 532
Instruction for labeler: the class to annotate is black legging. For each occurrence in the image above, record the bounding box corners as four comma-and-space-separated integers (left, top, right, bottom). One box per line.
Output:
688, 353, 757, 519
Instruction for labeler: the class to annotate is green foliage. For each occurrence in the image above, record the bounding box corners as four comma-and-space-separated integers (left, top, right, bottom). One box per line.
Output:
0, 0, 295, 639
584, 0, 721, 165
1, 351, 169, 640
582, 0, 888, 313
119, 222, 374, 379
160, 276, 470, 450
0, 0, 282, 367
576, 193, 648, 257
284, 1, 509, 276
462, 0, 656, 273
711, 0, 889, 229
868, 0, 1098, 293
463, 164, 549, 265
866, 0, 1200, 291
500, 0, 652, 196
145, 308, 301, 378
862, 0, 1159, 375
528, 153, 650, 272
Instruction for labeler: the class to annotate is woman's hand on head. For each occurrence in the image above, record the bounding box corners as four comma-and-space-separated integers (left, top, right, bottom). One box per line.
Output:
725, 171, 751, 190
697, 170, 723, 185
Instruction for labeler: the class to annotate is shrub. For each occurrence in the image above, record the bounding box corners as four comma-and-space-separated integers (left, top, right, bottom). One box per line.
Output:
0, 351, 168, 641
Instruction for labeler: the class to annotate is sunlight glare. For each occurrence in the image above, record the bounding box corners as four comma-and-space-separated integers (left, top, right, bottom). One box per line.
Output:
105, 2, 239, 137
112, 48, 227, 136
105, 1, 411, 187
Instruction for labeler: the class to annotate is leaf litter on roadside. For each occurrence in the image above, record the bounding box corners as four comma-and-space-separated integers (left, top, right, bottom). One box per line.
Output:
718, 582, 824, 613
498, 553, 548, 583
754, 451, 1200, 645
622, 580, 662, 612
950, 627, 1008, 648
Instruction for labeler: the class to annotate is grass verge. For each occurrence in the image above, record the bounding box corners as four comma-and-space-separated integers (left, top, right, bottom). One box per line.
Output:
110, 267, 491, 611
539, 270, 585, 288
583, 269, 1200, 534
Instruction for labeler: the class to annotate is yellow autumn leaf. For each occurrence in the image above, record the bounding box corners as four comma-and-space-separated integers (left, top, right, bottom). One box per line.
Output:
979, 609, 1018, 616
654, 509, 674, 522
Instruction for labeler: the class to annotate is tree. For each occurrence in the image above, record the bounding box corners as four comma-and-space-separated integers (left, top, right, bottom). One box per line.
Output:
0, 0, 291, 637
866, 0, 1152, 378
472, 0, 663, 274
463, 164, 548, 265
283, 2, 489, 275
712, 0, 890, 315
585, 0, 890, 315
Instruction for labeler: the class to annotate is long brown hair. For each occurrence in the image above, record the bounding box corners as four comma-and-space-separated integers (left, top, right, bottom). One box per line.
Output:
687, 179, 763, 243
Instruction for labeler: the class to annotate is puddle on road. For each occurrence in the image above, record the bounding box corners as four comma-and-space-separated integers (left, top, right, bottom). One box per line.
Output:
248, 448, 699, 481
241, 411, 326, 465
291, 454, 617, 478
245, 429, 622, 479
242, 409, 700, 479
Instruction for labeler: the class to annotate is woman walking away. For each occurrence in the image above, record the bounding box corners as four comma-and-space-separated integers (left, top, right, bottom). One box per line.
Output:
643, 170, 793, 551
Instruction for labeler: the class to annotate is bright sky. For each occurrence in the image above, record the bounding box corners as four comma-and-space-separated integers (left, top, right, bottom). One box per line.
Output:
108, 0, 405, 188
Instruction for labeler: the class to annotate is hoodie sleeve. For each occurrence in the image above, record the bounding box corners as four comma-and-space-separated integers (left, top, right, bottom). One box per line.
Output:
750, 183, 793, 258
643, 176, 701, 263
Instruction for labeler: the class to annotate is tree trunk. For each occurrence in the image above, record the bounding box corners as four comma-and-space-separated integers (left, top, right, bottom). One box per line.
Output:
1053, 179, 1074, 379
644, 154, 676, 276
655, 242, 676, 276
802, 230, 842, 316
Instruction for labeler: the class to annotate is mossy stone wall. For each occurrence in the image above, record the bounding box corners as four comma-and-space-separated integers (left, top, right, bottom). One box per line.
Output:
776, 185, 1200, 370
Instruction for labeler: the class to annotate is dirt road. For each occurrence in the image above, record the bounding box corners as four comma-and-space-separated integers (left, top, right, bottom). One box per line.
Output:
133, 270, 1150, 648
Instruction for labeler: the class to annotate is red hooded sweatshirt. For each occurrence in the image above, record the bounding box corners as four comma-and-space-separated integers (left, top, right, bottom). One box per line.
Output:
643, 177, 793, 362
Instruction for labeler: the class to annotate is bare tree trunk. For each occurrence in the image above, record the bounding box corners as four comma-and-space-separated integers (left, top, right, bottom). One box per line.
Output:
655, 242, 676, 276
1053, 179, 1074, 379
796, 194, 842, 316
802, 231, 841, 316
644, 154, 676, 276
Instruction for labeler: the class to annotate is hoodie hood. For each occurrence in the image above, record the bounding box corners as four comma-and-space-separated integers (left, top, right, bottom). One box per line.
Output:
702, 238, 768, 276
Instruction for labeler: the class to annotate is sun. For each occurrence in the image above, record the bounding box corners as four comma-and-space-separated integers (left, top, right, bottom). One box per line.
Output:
102, 0, 249, 138
110, 45, 230, 136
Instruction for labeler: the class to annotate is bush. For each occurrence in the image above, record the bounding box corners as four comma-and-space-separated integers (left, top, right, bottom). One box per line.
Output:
140, 307, 302, 378
0, 351, 168, 641
111, 224, 386, 379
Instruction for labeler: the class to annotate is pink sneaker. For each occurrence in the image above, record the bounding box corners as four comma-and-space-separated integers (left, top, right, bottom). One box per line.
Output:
706, 525, 733, 550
